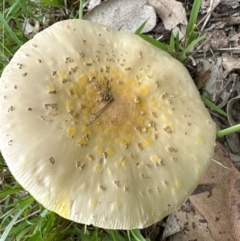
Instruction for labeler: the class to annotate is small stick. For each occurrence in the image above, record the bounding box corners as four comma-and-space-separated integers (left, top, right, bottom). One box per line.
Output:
212, 158, 231, 170
86, 97, 114, 126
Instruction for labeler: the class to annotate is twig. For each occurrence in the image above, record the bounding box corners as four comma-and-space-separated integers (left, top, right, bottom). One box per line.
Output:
86, 97, 114, 126
212, 158, 231, 170
198, 0, 221, 31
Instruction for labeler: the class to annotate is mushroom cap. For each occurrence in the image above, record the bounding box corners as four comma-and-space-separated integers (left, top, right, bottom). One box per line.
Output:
0, 19, 216, 229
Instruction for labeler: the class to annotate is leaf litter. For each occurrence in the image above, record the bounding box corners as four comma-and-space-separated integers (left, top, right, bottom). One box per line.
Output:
147, 0, 187, 30
174, 143, 240, 241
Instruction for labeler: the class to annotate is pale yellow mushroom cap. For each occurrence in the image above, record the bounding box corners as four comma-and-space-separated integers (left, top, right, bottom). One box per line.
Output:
0, 19, 216, 229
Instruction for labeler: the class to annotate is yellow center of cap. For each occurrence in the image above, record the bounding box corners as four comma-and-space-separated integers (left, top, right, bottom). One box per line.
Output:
49, 66, 156, 154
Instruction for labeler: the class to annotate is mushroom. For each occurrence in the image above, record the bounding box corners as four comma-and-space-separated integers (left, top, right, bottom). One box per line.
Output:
0, 19, 216, 229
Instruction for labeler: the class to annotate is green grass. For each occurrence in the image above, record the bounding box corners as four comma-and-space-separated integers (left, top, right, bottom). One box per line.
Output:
136, 0, 205, 62
1, 0, 240, 240
0, 0, 41, 74
78, 0, 86, 19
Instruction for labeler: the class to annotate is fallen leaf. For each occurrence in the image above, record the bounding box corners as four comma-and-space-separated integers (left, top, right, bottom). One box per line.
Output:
226, 16, 240, 26
203, 57, 224, 102
172, 25, 185, 40
175, 142, 240, 241
229, 153, 240, 171
22, 20, 40, 37
169, 231, 188, 241
148, 0, 187, 30
162, 214, 181, 240
201, 0, 222, 12
229, 174, 240, 240
174, 201, 215, 241
210, 30, 229, 49
195, 68, 212, 89
222, 53, 240, 77
217, 16, 240, 29
201, 0, 221, 10
227, 95, 240, 126
221, 0, 240, 8
84, 0, 156, 33
230, 32, 240, 48
226, 133, 240, 155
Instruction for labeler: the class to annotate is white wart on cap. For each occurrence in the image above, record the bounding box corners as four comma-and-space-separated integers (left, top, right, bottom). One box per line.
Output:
0, 19, 216, 229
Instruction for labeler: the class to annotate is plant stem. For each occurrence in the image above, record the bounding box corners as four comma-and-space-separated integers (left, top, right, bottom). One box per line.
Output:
79, 0, 85, 19
217, 124, 240, 137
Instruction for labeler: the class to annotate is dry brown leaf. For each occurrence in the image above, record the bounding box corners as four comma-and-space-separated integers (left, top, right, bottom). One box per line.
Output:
210, 30, 229, 49
162, 214, 181, 240
148, 0, 187, 30
202, 57, 225, 103
229, 171, 240, 240
217, 16, 240, 29
84, 0, 156, 33
169, 232, 188, 241
227, 95, 240, 126
174, 200, 215, 240
229, 153, 240, 171
226, 16, 240, 26
195, 68, 212, 89
221, 0, 240, 8
222, 53, 240, 77
230, 33, 240, 48
201, 0, 222, 12
226, 133, 240, 155
175, 143, 240, 241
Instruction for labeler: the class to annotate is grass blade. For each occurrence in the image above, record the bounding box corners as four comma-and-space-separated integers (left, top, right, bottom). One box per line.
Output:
135, 19, 149, 34
42, 0, 63, 7
91, 227, 99, 241
127, 230, 131, 241
137, 34, 168, 52
201, 96, 228, 117
130, 230, 148, 241
108, 230, 119, 241
217, 124, 240, 138
79, 0, 85, 19
0, 186, 23, 198
0, 204, 30, 241
186, 0, 202, 46
0, 12, 22, 46
5, 0, 22, 21
169, 32, 175, 51
175, 32, 180, 52
106, 229, 127, 241
178, 34, 206, 61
